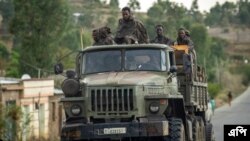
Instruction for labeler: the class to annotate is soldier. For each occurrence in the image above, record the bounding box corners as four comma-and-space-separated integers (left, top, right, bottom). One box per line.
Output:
176, 27, 194, 50
176, 28, 197, 74
92, 26, 114, 46
114, 7, 149, 44
151, 24, 173, 46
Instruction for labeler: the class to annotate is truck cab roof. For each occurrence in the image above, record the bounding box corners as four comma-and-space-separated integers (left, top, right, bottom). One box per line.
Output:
80, 44, 174, 52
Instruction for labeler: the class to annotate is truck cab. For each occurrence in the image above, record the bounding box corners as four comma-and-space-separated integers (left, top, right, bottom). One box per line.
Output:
55, 44, 213, 141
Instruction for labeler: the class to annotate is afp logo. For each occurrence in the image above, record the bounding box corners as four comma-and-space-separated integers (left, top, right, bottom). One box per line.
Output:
224, 125, 249, 141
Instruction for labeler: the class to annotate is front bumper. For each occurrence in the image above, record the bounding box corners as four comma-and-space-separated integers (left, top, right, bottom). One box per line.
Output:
61, 120, 168, 140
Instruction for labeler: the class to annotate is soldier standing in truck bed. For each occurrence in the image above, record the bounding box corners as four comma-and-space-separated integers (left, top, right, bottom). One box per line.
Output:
92, 26, 114, 46
151, 24, 173, 46
114, 7, 149, 44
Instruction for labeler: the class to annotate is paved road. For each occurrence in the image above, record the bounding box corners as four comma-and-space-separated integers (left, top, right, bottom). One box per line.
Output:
212, 87, 250, 141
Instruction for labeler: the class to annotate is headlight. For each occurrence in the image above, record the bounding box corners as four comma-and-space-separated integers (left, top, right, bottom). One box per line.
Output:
71, 104, 81, 116
149, 102, 160, 113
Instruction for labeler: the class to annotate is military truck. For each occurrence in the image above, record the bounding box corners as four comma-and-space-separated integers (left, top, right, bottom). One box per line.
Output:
54, 44, 214, 141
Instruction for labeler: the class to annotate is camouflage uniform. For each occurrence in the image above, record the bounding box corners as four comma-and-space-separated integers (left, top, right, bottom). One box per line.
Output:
177, 36, 193, 46
92, 26, 114, 46
114, 16, 149, 44
176, 35, 194, 50
176, 29, 196, 69
151, 35, 173, 46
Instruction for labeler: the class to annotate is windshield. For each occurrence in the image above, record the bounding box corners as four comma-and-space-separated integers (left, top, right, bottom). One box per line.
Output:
82, 49, 166, 74
82, 50, 121, 74
125, 49, 165, 71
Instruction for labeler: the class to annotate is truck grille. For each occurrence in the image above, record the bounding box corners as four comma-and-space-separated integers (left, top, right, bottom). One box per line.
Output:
90, 88, 134, 113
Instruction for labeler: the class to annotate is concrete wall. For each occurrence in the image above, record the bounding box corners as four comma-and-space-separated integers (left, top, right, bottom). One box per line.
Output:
0, 78, 57, 141
48, 95, 65, 141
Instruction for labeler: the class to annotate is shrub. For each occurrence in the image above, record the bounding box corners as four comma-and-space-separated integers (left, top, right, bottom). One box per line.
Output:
208, 82, 221, 98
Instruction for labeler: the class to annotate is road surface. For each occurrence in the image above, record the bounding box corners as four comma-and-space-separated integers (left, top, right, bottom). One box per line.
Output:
212, 87, 250, 141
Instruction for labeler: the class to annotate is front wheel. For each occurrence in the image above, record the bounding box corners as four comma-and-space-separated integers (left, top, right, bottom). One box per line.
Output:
165, 118, 185, 141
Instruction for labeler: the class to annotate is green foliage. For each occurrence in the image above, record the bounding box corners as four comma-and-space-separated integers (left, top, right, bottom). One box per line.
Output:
190, 24, 209, 54
57, 29, 92, 69
128, 0, 141, 11
190, 0, 204, 23
235, 64, 250, 86
0, 104, 31, 141
0, 0, 14, 33
9, 0, 70, 77
56, 47, 77, 69
205, 38, 227, 82
0, 42, 9, 59
78, 12, 94, 28
146, 0, 189, 39
84, 0, 102, 6
0, 42, 9, 76
109, 0, 119, 8
238, 0, 250, 26
205, 0, 250, 27
0, 0, 231, 87
107, 16, 118, 32
59, 28, 82, 51
208, 83, 221, 98
209, 38, 227, 59
5, 50, 20, 77
144, 1, 228, 85
205, 3, 222, 26
81, 30, 92, 47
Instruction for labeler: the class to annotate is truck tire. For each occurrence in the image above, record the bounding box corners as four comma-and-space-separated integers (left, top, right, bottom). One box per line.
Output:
205, 123, 215, 141
196, 117, 206, 141
166, 118, 185, 141
192, 118, 199, 141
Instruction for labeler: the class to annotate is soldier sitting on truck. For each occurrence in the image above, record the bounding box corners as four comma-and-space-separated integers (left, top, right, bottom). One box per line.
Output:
92, 26, 114, 46
151, 24, 173, 46
176, 27, 194, 50
114, 7, 149, 44
174, 28, 198, 81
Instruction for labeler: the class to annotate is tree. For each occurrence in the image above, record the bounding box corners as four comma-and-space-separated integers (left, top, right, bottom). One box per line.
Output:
190, 24, 210, 63
109, 0, 119, 8
5, 50, 20, 77
9, 0, 70, 77
205, 2, 222, 26
0, 42, 9, 76
190, 0, 204, 23
0, 0, 14, 33
128, 0, 141, 11
205, 1, 237, 26
238, 0, 250, 26
0, 104, 31, 141
146, 0, 188, 39
191, 0, 199, 11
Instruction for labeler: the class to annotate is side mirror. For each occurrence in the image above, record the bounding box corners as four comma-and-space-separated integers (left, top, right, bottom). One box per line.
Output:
54, 63, 64, 75
169, 66, 177, 73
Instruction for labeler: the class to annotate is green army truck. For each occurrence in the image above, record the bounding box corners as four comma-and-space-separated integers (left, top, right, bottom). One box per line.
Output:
54, 44, 214, 141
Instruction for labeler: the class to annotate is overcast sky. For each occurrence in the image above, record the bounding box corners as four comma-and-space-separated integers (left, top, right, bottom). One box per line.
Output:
118, 0, 238, 12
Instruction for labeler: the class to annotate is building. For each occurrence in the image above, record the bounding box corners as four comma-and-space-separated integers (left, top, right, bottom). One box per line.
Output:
48, 89, 64, 141
0, 77, 64, 141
